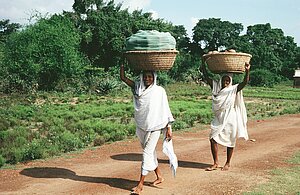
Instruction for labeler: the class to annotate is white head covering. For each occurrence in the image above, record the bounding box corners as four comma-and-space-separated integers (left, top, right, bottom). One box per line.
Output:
133, 71, 174, 131
212, 73, 233, 96
134, 71, 157, 97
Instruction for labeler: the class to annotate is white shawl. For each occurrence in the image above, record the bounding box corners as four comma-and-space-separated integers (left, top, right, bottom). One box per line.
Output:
210, 75, 248, 141
133, 72, 174, 131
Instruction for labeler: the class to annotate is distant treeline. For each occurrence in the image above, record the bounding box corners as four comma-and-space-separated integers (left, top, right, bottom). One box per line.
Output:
0, 0, 299, 93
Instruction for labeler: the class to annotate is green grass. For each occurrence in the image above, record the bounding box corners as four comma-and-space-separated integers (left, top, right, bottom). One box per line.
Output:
244, 152, 300, 195
243, 86, 300, 100
0, 82, 299, 167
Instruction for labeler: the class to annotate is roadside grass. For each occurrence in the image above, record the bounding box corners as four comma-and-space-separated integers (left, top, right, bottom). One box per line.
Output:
244, 152, 300, 195
0, 82, 299, 167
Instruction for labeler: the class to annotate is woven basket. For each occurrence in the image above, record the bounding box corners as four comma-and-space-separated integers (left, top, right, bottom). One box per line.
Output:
202, 52, 252, 73
124, 50, 178, 71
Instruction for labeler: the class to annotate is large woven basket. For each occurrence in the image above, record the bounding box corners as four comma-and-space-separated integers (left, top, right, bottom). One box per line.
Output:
124, 50, 178, 71
202, 52, 252, 73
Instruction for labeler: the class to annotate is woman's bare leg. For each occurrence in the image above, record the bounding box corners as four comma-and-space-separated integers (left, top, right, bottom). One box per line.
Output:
131, 174, 145, 194
152, 167, 164, 185
206, 138, 219, 171
222, 147, 234, 171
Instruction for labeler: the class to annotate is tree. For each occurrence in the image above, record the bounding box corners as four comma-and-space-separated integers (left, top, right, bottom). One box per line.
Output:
241, 23, 298, 79
0, 20, 21, 91
68, 0, 190, 71
0, 19, 21, 43
192, 18, 243, 55
3, 14, 87, 91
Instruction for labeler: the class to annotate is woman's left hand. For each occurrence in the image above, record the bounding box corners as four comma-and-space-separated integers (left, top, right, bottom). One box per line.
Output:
245, 62, 251, 71
166, 126, 172, 141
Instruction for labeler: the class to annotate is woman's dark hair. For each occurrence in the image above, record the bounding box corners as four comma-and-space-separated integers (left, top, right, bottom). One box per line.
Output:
142, 70, 154, 78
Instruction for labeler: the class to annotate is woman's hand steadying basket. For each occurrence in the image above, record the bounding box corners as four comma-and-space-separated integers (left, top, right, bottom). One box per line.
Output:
120, 64, 134, 88
237, 62, 251, 92
245, 62, 251, 72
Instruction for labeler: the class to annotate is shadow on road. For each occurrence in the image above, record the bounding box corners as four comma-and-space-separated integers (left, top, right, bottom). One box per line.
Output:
20, 167, 136, 191
111, 153, 210, 169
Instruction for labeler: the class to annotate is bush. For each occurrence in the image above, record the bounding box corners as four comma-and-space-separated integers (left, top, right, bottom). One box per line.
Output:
2, 14, 88, 92
84, 67, 122, 94
157, 71, 173, 86
59, 131, 84, 153
250, 69, 282, 87
172, 120, 189, 130
23, 139, 45, 161
5, 147, 23, 164
0, 155, 5, 168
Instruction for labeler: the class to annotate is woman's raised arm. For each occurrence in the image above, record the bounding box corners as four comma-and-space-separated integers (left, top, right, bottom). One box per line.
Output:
120, 64, 134, 88
201, 59, 213, 89
237, 62, 251, 92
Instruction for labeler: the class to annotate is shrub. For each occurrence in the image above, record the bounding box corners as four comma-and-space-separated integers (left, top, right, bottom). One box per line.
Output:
97, 78, 119, 95
3, 14, 87, 92
5, 147, 23, 164
84, 67, 122, 94
23, 139, 44, 161
59, 131, 84, 153
0, 155, 5, 168
172, 120, 189, 130
157, 71, 173, 86
93, 135, 106, 146
250, 69, 282, 87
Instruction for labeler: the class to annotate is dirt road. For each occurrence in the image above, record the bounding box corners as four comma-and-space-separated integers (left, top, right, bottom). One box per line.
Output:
1, 114, 300, 195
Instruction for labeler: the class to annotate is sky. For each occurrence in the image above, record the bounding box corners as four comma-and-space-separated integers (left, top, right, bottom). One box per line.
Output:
1, 0, 299, 46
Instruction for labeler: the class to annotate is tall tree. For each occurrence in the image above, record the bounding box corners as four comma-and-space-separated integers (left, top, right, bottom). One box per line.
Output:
3, 15, 87, 91
0, 19, 21, 43
70, 0, 130, 69
192, 18, 243, 55
69, 0, 190, 70
241, 23, 298, 78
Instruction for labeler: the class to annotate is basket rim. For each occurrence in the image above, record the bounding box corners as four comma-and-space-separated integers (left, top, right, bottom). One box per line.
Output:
202, 52, 252, 58
124, 50, 179, 54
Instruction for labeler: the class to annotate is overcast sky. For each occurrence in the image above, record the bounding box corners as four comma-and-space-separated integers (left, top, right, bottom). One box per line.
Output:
1, 0, 299, 45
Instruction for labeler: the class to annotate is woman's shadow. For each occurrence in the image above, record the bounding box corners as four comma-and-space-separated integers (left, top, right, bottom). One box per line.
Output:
20, 153, 210, 191
111, 153, 210, 169
20, 167, 137, 191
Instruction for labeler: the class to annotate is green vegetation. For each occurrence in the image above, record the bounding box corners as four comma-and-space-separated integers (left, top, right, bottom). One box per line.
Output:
1, 1, 300, 93
245, 152, 300, 195
0, 0, 299, 174
0, 82, 299, 167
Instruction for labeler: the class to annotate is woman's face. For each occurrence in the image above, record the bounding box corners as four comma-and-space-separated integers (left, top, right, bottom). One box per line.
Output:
221, 75, 231, 88
143, 71, 154, 87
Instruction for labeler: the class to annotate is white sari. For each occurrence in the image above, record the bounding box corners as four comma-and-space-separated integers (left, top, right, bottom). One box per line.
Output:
133, 72, 176, 175
133, 72, 174, 131
210, 75, 248, 147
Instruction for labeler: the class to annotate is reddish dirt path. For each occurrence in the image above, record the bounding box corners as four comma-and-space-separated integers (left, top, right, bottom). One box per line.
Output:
1, 114, 300, 195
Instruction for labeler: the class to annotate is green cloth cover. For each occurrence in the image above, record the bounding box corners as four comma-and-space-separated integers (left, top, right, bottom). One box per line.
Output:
125, 30, 176, 51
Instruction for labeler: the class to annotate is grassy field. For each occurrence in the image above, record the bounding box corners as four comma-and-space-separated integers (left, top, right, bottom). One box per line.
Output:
0, 82, 299, 167
245, 152, 300, 195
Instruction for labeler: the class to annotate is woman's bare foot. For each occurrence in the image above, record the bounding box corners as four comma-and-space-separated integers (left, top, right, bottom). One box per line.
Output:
221, 163, 230, 171
205, 164, 219, 171
152, 177, 164, 186
131, 185, 143, 195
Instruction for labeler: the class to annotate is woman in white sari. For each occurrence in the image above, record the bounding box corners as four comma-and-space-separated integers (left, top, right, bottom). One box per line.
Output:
120, 64, 176, 194
202, 62, 251, 171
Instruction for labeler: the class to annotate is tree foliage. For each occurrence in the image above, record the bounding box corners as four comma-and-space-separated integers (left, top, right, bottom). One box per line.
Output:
2, 15, 87, 92
66, 0, 190, 70
0, 19, 21, 43
0, 0, 299, 93
192, 18, 243, 55
240, 23, 298, 79
192, 20, 299, 83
